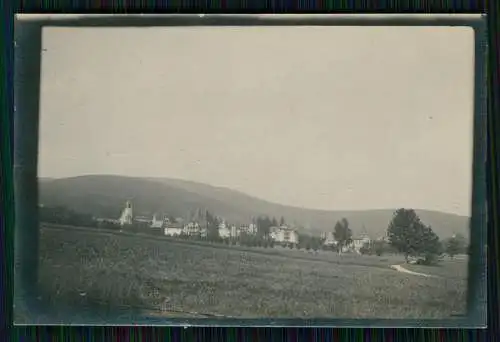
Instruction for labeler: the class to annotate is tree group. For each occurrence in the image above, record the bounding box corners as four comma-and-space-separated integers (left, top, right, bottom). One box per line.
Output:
387, 208, 442, 264
443, 233, 467, 258
333, 218, 352, 253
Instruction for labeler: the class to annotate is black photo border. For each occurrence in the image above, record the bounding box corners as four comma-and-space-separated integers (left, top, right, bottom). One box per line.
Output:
4, 13, 494, 335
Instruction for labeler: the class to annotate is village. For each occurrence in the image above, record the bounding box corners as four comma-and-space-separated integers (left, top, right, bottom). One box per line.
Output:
97, 200, 376, 253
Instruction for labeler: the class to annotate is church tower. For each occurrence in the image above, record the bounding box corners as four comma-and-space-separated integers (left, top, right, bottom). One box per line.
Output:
119, 200, 133, 226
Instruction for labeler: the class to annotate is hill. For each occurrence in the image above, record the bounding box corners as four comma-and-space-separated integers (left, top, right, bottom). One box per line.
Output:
38, 175, 470, 239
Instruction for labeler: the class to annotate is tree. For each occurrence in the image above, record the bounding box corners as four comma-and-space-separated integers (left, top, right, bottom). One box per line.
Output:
333, 218, 352, 254
280, 216, 285, 226
206, 210, 220, 241
444, 234, 467, 259
359, 242, 372, 255
39, 205, 97, 228
373, 240, 388, 256
387, 209, 421, 262
309, 236, 321, 252
419, 224, 442, 264
387, 208, 442, 263
257, 216, 272, 238
272, 217, 278, 227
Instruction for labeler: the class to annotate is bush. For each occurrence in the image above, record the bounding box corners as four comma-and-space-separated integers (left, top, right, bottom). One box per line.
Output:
359, 245, 370, 255
416, 253, 440, 266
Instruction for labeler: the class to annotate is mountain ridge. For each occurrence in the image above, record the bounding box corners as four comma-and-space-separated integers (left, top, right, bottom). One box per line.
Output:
38, 174, 470, 240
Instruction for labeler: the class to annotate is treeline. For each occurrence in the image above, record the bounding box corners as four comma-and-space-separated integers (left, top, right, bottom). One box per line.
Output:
40, 206, 469, 264
40, 206, 98, 228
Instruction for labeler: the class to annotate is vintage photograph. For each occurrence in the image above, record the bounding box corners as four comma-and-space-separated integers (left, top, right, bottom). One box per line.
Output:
21, 24, 477, 322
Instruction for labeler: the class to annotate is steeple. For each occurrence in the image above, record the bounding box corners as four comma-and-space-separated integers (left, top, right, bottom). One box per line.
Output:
119, 200, 133, 226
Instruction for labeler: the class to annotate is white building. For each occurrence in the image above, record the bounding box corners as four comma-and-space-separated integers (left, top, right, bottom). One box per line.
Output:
118, 201, 133, 226
200, 225, 207, 238
322, 231, 337, 247
150, 214, 164, 229
240, 223, 258, 235
349, 234, 371, 253
135, 215, 151, 224
269, 226, 279, 239
183, 222, 201, 236
270, 225, 299, 245
218, 221, 231, 239
230, 225, 240, 238
249, 223, 258, 234
164, 222, 183, 236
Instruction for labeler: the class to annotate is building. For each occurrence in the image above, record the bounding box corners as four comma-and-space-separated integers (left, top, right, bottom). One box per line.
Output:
239, 224, 257, 235
164, 222, 184, 236
162, 215, 171, 224
183, 222, 202, 236
269, 226, 280, 240
270, 225, 299, 245
150, 214, 164, 229
248, 223, 258, 234
322, 231, 337, 247
349, 234, 371, 253
118, 201, 133, 226
230, 225, 240, 238
218, 221, 231, 239
135, 215, 151, 224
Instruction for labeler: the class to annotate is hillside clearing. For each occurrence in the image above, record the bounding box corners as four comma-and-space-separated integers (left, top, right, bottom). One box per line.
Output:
16, 225, 467, 323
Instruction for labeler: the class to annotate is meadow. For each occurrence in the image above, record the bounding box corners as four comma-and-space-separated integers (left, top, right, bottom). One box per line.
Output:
16, 224, 468, 323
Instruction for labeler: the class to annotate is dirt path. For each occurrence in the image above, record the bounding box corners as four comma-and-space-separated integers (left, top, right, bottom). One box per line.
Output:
390, 264, 439, 278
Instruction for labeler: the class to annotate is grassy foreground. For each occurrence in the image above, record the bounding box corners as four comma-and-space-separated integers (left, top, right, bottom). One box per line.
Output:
17, 225, 468, 322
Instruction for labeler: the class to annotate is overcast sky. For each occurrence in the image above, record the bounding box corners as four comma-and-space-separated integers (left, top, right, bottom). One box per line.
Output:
38, 25, 475, 216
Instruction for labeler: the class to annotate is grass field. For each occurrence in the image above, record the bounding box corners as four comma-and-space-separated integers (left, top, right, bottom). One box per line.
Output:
16, 224, 468, 323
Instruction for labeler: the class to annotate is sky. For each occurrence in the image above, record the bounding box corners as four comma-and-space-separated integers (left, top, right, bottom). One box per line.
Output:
38, 25, 475, 216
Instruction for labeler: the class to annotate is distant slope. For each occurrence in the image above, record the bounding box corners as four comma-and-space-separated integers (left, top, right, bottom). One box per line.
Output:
38, 175, 470, 239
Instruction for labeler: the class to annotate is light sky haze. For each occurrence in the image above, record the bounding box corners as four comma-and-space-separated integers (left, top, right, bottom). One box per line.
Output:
38, 25, 475, 216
